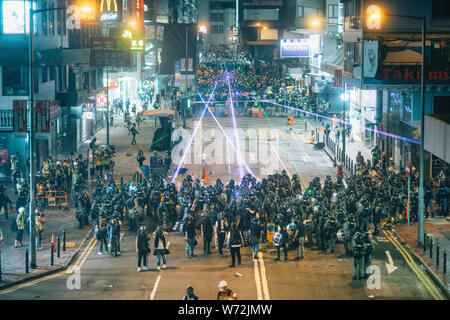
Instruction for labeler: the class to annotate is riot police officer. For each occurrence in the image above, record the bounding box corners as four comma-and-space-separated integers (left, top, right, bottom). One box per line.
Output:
351, 231, 366, 280
201, 210, 213, 255
324, 215, 338, 253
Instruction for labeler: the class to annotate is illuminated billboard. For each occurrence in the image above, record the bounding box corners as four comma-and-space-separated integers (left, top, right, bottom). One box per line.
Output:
2, 1, 32, 34
280, 39, 310, 58
99, 0, 122, 22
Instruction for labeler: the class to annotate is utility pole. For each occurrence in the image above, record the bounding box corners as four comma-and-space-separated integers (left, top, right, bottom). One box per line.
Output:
106, 66, 109, 145
28, 6, 36, 269
153, 0, 158, 74
418, 16, 426, 247
235, 0, 239, 58
184, 25, 188, 128
342, 83, 346, 162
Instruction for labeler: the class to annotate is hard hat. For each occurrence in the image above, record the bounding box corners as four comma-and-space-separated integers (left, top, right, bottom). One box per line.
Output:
218, 280, 227, 289
19, 207, 25, 214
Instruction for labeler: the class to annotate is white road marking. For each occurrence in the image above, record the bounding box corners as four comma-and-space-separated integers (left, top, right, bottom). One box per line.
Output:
258, 252, 270, 300
253, 258, 263, 300
150, 274, 161, 300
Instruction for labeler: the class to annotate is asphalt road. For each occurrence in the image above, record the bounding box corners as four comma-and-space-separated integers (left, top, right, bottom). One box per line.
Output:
0, 114, 446, 300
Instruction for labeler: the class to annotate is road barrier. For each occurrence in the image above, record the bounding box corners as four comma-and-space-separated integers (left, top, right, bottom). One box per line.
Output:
57, 235, 61, 258
25, 249, 29, 274
436, 243, 440, 267
63, 229, 66, 252
36, 191, 68, 208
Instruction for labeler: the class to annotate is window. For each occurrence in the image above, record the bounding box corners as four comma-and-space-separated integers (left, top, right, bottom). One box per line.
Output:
49, 2, 55, 35
210, 1, 224, 10
2, 66, 28, 96
210, 13, 224, 22
41, 1, 48, 35
402, 92, 412, 124
42, 67, 48, 83
211, 25, 223, 33
328, 4, 338, 19
50, 67, 56, 81
432, 0, 450, 18
298, 6, 320, 18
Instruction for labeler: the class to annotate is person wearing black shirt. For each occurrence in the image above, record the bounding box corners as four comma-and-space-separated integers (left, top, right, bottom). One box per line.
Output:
136, 226, 150, 272
227, 222, 243, 267
215, 212, 228, 258
249, 217, 262, 259
201, 211, 213, 255
183, 216, 197, 258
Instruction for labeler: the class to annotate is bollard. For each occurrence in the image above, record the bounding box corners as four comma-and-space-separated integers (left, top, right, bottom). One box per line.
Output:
0, 250, 2, 282
57, 235, 61, 258
50, 244, 54, 266
120, 177, 124, 190
429, 240, 433, 259
424, 232, 427, 252
351, 160, 354, 175
63, 229, 66, 251
26, 249, 29, 274
304, 120, 307, 131
436, 243, 440, 267
444, 250, 447, 274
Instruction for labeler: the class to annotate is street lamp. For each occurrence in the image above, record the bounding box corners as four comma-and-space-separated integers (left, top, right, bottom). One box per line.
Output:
365, 5, 426, 247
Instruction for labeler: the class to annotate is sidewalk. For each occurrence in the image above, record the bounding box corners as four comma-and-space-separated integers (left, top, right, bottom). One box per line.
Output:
0, 114, 159, 289
394, 220, 450, 297
304, 116, 372, 175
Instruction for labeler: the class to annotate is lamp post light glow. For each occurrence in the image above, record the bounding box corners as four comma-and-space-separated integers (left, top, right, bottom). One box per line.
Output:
198, 25, 207, 34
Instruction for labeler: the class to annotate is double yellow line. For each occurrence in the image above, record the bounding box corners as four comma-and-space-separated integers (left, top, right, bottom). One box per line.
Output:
0, 234, 98, 295
383, 230, 446, 300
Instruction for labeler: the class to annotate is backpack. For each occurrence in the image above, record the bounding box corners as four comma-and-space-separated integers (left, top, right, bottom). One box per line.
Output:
99, 218, 107, 231
10, 217, 17, 232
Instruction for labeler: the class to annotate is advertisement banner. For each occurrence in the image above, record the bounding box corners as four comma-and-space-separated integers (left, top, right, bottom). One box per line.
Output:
49, 100, 60, 119
188, 58, 193, 72
180, 58, 186, 72
35, 100, 50, 133
13, 100, 27, 133
0, 135, 7, 166
280, 39, 309, 58
363, 40, 378, 78
334, 70, 343, 87
175, 61, 181, 88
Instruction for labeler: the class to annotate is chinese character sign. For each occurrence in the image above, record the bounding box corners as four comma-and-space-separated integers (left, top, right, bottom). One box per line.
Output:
13, 100, 27, 133
35, 100, 50, 133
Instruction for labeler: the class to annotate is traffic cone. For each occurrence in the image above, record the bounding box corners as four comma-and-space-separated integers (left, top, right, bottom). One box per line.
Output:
51, 234, 56, 252
201, 165, 206, 180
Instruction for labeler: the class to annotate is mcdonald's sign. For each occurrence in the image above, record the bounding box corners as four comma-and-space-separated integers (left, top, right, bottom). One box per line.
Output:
99, 0, 122, 22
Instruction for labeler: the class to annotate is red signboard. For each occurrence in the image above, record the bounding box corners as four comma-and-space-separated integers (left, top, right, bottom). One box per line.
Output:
109, 82, 118, 88
13, 100, 27, 133
334, 69, 343, 87
35, 100, 50, 133
188, 58, 193, 72
97, 94, 108, 106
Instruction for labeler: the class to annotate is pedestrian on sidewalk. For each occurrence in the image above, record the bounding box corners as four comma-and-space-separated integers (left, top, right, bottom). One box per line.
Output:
130, 123, 139, 145
227, 222, 243, 267
0, 184, 12, 220
34, 208, 45, 249
15, 207, 25, 248
153, 225, 169, 270
136, 225, 150, 272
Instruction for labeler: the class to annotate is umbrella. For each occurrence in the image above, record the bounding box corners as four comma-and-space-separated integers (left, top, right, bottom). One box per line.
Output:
250, 91, 256, 96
